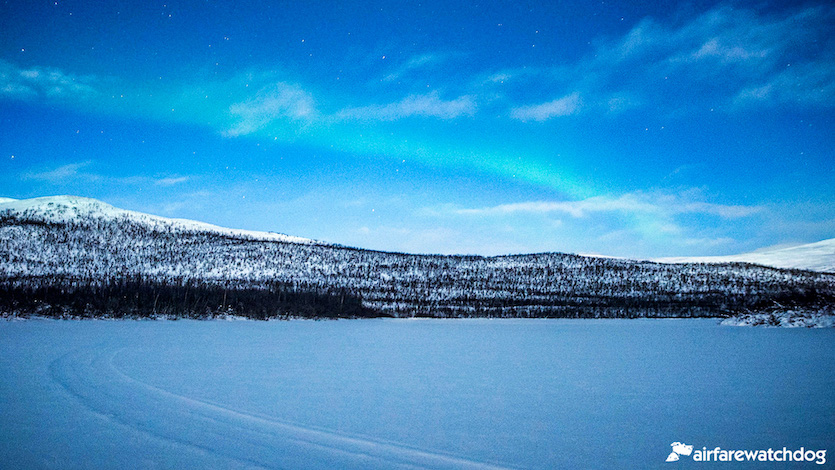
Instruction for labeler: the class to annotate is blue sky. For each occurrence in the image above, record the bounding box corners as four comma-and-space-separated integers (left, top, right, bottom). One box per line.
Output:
1, 0, 833, 257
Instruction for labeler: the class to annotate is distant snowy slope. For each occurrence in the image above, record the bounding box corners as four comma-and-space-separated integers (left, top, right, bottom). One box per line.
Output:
0, 195, 317, 245
654, 239, 835, 273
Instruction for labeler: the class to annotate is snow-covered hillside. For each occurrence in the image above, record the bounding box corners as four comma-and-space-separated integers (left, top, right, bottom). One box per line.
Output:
0, 196, 316, 245
2, 195, 834, 320
654, 239, 835, 273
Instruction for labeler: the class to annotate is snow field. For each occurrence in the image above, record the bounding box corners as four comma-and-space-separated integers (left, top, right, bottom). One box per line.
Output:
1, 318, 833, 469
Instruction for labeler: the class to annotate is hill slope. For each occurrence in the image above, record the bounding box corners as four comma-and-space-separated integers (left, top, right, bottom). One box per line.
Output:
1, 196, 833, 319
654, 239, 835, 273
0, 196, 316, 245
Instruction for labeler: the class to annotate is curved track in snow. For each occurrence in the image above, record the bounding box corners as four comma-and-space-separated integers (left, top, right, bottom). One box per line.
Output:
49, 345, 513, 470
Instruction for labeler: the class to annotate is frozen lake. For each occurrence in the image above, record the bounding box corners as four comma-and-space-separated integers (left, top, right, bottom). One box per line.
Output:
1, 318, 832, 469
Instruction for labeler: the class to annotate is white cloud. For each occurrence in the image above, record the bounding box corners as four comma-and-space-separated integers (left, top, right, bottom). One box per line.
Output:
22, 161, 193, 188
734, 60, 835, 107
434, 189, 771, 257
383, 53, 445, 82
337, 91, 476, 121
681, 236, 736, 247
605, 93, 641, 114
22, 161, 98, 183
222, 82, 476, 136
481, 67, 542, 86
507, 4, 835, 118
510, 92, 581, 122
224, 82, 318, 137
455, 190, 763, 220
0, 60, 99, 101
154, 176, 190, 186
642, 5, 833, 106
487, 72, 513, 83
686, 37, 768, 63
117, 175, 191, 186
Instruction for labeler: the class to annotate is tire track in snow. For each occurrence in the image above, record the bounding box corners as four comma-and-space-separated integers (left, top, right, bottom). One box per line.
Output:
50, 346, 515, 470
49, 346, 269, 470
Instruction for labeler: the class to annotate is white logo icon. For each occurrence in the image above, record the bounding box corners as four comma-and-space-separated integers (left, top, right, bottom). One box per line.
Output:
667, 442, 694, 462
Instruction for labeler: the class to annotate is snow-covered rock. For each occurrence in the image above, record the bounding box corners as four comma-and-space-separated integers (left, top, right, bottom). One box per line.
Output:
721, 310, 835, 328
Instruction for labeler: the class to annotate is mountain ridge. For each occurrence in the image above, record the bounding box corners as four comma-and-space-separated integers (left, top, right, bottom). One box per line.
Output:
3, 195, 832, 272
2, 195, 833, 320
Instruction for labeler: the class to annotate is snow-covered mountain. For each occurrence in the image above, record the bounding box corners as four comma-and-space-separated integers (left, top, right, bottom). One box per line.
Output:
1, 195, 833, 319
0, 196, 316, 245
654, 239, 835, 273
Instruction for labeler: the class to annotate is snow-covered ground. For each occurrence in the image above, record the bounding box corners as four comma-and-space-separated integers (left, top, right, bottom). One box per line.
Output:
654, 238, 835, 273
1, 319, 832, 469
721, 310, 835, 328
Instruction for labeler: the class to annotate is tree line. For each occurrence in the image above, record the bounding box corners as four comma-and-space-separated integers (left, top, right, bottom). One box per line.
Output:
0, 275, 380, 319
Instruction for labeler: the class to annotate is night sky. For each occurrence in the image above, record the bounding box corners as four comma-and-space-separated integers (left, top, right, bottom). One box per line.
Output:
1, 0, 833, 257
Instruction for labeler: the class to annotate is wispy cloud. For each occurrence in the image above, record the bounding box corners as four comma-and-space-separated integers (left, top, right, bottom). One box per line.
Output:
0, 60, 99, 101
506, 4, 835, 120
221, 78, 476, 136
154, 176, 190, 186
382, 53, 446, 83
510, 92, 581, 121
336, 91, 476, 121
22, 161, 99, 183
734, 60, 835, 107
223, 82, 318, 137
22, 161, 192, 188
482, 68, 543, 85
431, 189, 770, 256
455, 190, 763, 219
